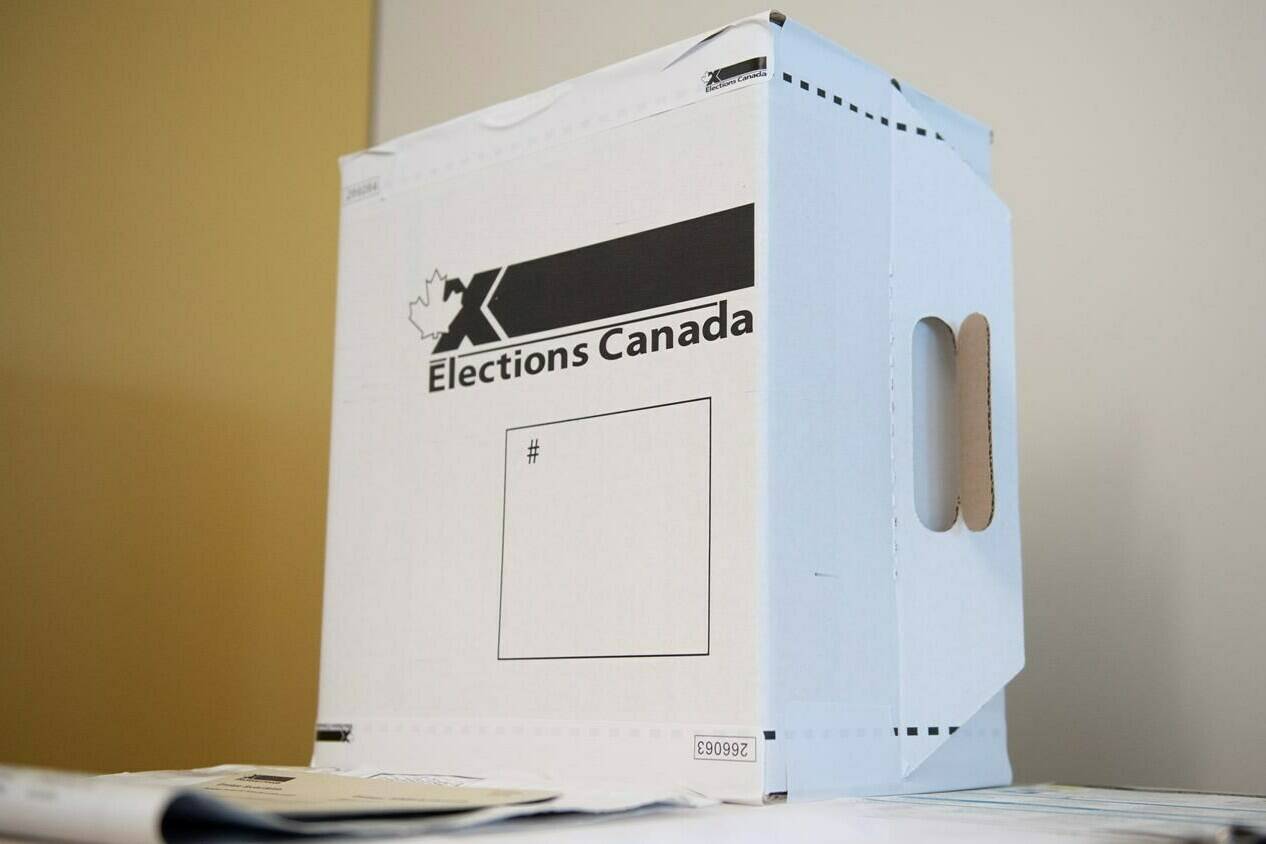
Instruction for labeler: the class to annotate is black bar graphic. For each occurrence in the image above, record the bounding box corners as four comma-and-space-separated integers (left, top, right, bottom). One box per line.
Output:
486, 203, 754, 340
315, 723, 353, 742
714, 57, 767, 82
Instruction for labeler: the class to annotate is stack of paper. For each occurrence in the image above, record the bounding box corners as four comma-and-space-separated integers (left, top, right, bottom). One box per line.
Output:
0, 764, 711, 842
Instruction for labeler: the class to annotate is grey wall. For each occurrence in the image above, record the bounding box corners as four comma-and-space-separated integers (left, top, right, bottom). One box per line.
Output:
373, 0, 1266, 793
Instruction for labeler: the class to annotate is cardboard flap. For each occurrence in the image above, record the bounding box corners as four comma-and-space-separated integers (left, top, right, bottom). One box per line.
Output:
893, 81, 993, 185
662, 11, 777, 71
888, 88, 1023, 778
348, 12, 776, 197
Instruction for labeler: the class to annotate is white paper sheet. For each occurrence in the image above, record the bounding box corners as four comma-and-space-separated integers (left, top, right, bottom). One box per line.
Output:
0, 766, 169, 844
0, 764, 711, 842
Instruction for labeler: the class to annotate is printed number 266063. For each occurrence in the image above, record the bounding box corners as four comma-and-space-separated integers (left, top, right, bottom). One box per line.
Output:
693, 735, 756, 762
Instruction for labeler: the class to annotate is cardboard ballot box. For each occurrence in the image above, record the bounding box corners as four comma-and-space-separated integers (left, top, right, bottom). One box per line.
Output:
316, 11, 1024, 802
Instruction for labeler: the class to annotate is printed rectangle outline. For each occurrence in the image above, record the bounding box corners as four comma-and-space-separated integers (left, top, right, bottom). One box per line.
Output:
693, 734, 758, 763
497, 396, 712, 660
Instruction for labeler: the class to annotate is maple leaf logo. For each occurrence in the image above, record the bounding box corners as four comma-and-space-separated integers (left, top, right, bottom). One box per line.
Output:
418, 268, 445, 306
408, 268, 460, 341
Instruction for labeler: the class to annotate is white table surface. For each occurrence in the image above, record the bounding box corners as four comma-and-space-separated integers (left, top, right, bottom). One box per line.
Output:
5, 766, 1263, 844
358, 785, 1266, 844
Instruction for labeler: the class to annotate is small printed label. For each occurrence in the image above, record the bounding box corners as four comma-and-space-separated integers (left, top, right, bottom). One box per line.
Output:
343, 176, 380, 205
702, 57, 767, 93
693, 734, 757, 762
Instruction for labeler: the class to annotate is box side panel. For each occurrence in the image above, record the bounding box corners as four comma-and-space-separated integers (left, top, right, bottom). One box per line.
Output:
317, 23, 777, 802
765, 18, 1019, 798
765, 20, 904, 799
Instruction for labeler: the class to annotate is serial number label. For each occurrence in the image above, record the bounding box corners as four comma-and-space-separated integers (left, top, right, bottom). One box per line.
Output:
342, 176, 380, 205
693, 734, 757, 762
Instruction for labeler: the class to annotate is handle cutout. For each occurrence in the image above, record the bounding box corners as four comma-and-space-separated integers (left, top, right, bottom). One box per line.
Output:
911, 313, 996, 533
912, 317, 959, 532
956, 313, 994, 531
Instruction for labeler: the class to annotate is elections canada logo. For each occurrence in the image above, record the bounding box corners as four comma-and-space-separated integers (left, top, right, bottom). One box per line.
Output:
701, 57, 767, 92
406, 204, 757, 393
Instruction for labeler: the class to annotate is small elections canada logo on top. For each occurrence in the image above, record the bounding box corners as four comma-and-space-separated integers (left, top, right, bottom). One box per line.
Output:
701, 57, 767, 92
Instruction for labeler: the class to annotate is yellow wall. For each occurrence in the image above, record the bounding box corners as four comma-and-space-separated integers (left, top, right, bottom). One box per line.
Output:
0, 1, 373, 772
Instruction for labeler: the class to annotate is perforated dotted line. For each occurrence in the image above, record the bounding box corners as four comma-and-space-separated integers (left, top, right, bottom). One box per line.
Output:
780, 72, 944, 141
894, 725, 960, 736
763, 726, 963, 741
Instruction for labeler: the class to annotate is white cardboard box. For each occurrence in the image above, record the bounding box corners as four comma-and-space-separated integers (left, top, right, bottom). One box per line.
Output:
316, 11, 1024, 803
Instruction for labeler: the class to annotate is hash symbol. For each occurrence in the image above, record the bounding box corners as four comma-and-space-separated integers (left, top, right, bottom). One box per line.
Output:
526, 438, 540, 465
